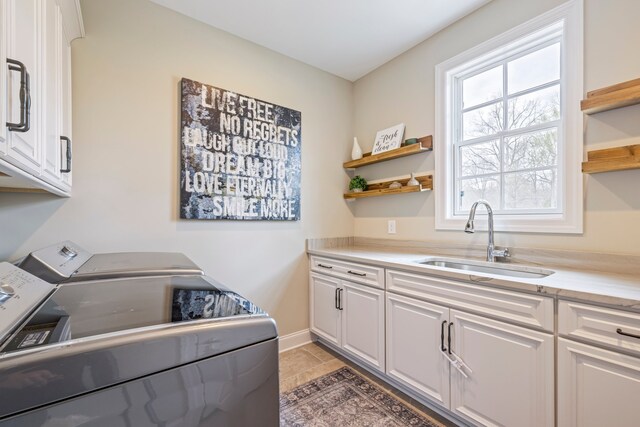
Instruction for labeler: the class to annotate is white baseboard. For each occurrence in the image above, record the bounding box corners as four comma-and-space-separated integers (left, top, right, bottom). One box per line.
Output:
279, 329, 315, 352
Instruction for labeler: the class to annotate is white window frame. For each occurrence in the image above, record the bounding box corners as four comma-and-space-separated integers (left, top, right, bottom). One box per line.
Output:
435, 0, 583, 234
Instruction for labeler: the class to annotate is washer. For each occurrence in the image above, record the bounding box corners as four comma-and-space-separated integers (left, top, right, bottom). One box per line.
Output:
0, 262, 279, 427
17, 240, 203, 283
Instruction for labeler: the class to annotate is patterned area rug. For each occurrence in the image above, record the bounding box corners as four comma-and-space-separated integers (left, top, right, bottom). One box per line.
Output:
280, 366, 442, 426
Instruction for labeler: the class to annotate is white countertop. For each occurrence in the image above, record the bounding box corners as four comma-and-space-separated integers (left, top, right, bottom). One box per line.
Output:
308, 246, 640, 311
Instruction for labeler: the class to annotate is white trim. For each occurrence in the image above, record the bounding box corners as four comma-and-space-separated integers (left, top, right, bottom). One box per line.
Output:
435, 0, 583, 234
278, 328, 315, 353
0, 158, 70, 197
55, 0, 85, 41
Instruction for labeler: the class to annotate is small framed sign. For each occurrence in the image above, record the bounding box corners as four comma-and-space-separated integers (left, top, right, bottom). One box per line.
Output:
371, 123, 405, 155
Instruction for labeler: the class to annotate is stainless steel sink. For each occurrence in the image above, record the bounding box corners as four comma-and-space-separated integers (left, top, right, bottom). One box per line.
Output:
417, 258, 554, 279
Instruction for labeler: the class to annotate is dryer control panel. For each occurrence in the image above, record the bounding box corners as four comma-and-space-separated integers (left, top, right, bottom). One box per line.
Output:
17, 241, 92, 283
0, 262, 56, 346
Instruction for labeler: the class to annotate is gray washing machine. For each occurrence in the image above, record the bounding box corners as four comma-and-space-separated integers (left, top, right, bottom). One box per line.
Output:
17, 240, 203, 283
0, 262, 279, 426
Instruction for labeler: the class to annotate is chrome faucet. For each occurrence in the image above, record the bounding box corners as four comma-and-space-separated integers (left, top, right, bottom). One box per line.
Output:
464, 200, 510, 262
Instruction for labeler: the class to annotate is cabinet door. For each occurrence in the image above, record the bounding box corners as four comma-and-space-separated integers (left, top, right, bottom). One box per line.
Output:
449, 310, 554, 427
4, 0, 41, 174
558, 338, 640, 427
41, 0, 60, 184
309, 272, 340, 346
341, 281, 385, 372
0, 0, 7, 153
386, 293, 450, 407
58, 5, 71, 188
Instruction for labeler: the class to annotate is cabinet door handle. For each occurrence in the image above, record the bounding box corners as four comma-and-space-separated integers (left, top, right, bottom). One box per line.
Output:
317, 263, 333, 269
334, 288, 339, 309
6, 59, 31, 132
347, 270, 366, 277
60, 136, 72, 173
448, 322, 454, 355
338, 288, 343, 310
440, 320, 448, 352
616, 328, 640, 340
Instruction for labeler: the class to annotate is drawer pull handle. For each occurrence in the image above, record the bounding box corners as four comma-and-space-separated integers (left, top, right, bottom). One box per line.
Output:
440, 320, 447, 352
616, 328, 640, 340
6, 58, 31, 132
60, 136, 72, 173
317, 263, 333, 269
347, 270, 366, 277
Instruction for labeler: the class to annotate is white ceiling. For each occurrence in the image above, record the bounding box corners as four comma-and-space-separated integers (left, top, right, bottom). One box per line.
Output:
150, 0, 492, 81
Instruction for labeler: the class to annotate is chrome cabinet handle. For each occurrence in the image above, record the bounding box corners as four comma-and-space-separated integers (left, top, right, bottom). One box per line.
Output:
6, 59, 31, 132
317, 263, 333, 269
347, 270, 366, 277
441, 320, 448, 352
60, 136, 72, 173
616, 328, 640, 340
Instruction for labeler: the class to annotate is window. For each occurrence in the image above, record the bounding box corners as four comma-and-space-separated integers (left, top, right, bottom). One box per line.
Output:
436, 1, 583, 233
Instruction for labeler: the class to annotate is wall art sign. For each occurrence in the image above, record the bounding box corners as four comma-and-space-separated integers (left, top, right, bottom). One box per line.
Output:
180, 78, 301, 220
371, 123, 405, 155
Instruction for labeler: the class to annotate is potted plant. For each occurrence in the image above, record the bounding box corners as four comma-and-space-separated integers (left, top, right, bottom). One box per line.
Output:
349, 175, 368, 193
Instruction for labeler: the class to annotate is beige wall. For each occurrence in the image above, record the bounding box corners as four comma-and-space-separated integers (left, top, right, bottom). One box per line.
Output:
353, 0, 640, 255
0, 0, 355, 336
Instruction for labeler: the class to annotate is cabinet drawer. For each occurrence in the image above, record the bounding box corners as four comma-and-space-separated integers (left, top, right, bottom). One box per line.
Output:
387, 269, 553, 331
559, 300, 640, 356
310, 256, 384, 289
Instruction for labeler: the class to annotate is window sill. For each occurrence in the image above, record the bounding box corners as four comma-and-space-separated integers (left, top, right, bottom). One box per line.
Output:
436, 215, 583, 234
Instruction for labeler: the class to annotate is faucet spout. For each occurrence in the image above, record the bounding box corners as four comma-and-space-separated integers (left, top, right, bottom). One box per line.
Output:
464, 200, 508, 262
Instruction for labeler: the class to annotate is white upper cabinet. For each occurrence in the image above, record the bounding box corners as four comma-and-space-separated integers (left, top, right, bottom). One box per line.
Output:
4, 0, 41, 175
0, 0, 82, 195
41, 0, 60, 184
58, 6, 72, 189
0, 0, 7, 153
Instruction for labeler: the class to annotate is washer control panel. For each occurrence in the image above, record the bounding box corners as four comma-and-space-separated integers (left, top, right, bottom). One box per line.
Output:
0, 262, 55, 345
17, 241, 92, 283
59, 245, 78, 259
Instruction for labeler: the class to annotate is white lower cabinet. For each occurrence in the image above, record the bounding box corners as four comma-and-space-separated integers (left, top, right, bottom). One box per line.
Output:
309, 272, 341, 346
310, 271, 385, 372
307, 260, 640, 426
558, 334, 640, 427
386, 293, 554, 427
449, 310, 554, 427
386, 293, 450, 407
557, 300, 640, 427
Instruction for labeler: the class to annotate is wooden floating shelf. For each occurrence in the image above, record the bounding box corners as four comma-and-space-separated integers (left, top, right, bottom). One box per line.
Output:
581, 77, 640, 114
344, 174, 433, 200
343, 135, 432, 169
582, 144, 640, 174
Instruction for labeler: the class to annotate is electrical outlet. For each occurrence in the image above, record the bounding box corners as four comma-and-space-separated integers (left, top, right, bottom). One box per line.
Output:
387, 220, 396, 234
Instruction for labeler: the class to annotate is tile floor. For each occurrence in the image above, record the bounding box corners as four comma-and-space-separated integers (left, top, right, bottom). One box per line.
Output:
279, 341, 456, 427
